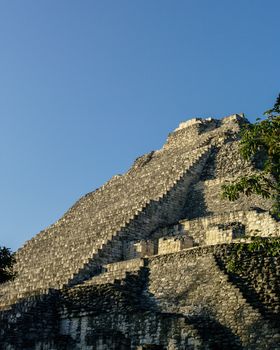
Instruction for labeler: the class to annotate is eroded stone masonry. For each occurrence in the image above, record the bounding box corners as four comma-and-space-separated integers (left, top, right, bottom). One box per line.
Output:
1, 115, 279, 349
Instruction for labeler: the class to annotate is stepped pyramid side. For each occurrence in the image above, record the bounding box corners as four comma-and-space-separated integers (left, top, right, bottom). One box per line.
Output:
0, 114, 273, 310
1, 114, 280, 350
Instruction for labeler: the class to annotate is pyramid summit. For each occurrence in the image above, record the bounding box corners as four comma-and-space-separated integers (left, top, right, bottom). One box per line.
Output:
1, 115, 279, 350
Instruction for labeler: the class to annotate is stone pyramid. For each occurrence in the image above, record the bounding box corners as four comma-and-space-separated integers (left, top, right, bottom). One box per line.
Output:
1, 114, 279, 350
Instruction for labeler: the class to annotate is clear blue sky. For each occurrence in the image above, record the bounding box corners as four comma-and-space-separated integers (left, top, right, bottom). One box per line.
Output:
1, 1, 279, 251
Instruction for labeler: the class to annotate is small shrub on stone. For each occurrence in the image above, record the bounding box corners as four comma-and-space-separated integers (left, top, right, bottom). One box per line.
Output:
226, 237, 280, 273
0, 246, 16, 283
222, 94, 280, 217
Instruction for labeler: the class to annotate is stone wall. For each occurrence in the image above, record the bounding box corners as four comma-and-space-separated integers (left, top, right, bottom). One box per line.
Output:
124, 236, 193, 259
1, 243, 279, 349
184, 178, 272, 219
157, 236, 193, 255
124, 240, 155, 259
153, 210, 280, 247
0, 290, 61, 350
15, 245, 276, 350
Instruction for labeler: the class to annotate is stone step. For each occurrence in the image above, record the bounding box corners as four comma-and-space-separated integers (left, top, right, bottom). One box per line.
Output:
1, 144, 212, 308
82, 270, 137, 286
103, 258, 146, 272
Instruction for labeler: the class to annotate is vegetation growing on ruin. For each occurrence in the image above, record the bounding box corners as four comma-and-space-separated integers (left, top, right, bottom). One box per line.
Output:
0, 246, 16, 283
222, 94, 280, 217
226, 237, 280, 273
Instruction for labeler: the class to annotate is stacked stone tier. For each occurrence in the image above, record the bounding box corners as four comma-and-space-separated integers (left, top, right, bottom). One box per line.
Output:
80, 258, 146, 286
0, 135, 213, 309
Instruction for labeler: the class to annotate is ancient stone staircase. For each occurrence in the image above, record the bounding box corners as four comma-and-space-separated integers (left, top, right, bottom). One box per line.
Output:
63, 144, 214, 286
79, 258, 147, 286
0, 139, 214, 310
146, 246, 280, 349
214, 250, 280, 322
211, 254, 280, 348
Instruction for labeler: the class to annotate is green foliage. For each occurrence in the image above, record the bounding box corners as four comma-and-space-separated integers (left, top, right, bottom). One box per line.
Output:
222, 94, 280, 217
0, 246, 16, 283
226, 237, 280, 273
